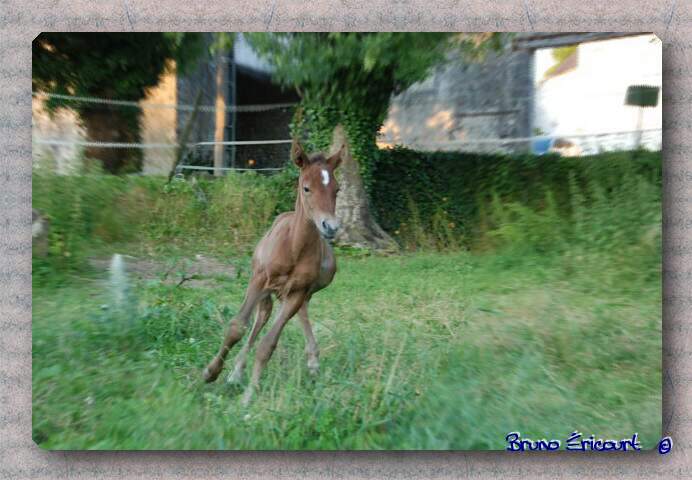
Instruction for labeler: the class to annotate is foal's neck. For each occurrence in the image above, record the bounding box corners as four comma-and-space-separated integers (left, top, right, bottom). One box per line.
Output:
290, 192, 320, 260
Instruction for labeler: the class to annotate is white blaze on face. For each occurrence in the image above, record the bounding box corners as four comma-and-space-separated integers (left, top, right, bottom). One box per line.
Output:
321, 169, 330, 186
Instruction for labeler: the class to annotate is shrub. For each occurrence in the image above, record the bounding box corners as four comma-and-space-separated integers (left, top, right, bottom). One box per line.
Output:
371, 147, 661, 253
143, 172, 295, 255
33, 148, 661, 277
32, 165, 149, 274
32, 169, 298, 280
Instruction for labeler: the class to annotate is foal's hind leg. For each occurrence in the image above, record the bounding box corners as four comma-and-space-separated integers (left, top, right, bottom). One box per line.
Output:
203, 276, 267, 383
298, 302, 320, 376
242, 290, 306, 406
227, 296, 273, 384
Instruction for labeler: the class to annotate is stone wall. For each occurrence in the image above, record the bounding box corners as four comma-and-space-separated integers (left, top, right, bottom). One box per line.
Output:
379, 49, 533, 153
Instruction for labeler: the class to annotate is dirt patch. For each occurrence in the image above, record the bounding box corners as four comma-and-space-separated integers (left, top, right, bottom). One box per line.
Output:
89, 254, 238, 289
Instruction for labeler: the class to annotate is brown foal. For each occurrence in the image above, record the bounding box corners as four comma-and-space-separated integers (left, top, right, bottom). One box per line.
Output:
203, 141, 343, 405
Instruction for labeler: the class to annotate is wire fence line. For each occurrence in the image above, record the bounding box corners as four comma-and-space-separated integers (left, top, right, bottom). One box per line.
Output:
32, 91, 297, 113
176, 165, 285, 172
34, 129, 661, 151
32, 92, 662, 174
194, 139, 293, 147
34, 86, 663, 114
399, 128, 663, 146
403, 129, 662, 157
33, 138, 294, 149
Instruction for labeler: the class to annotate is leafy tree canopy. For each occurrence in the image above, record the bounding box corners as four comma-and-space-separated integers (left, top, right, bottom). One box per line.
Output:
246, 32, 507, 116
32, 32, 206, 108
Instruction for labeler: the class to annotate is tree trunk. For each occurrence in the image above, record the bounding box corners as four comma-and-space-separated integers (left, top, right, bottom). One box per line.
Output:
81, 107, 142, 174
330, 124, 398, 252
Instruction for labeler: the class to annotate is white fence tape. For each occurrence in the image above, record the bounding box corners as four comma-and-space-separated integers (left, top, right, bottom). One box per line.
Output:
392, 129, 663, 146
32, 91, 297, 113
194, 140, 293, 146
34, 139, 179, 149
35, 130, 661, 151
33, 91, 662, 175
397, 129, 662, 156
177, 165, 284, 172
34, 138, 293, 149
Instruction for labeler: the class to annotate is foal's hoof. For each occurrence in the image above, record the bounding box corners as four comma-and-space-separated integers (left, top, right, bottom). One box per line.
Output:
307, 359, 320, 377
203, 359, 222, 383
203, 367, 218, 383
226, 368, 243, 385
241, 387, 254, 407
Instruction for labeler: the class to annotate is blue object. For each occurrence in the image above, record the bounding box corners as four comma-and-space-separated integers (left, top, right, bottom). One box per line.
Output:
531, 137, 555, 155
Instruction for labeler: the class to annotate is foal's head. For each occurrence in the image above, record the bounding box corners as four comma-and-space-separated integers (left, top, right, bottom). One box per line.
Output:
292, 141, 344, 240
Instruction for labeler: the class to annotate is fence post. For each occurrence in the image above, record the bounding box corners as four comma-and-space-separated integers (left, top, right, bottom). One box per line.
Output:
214, 52, 230, 177
167, 90, 202, 184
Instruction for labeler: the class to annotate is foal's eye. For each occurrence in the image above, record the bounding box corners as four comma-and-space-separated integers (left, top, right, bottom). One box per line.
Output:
303, 186, 310, 193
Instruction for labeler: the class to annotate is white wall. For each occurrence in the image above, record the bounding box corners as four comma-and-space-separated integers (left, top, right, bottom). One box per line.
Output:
32, 97, 86, 174
533, 34, 662, 152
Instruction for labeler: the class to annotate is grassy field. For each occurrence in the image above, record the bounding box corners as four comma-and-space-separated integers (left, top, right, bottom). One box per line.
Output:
32, 249, 661, 450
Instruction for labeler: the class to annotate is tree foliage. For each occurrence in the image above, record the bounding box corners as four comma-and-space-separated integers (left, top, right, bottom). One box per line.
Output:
246, 33, 508, 188
32, 32, 205, 106
247, 33, 503, 115
32, 33, 206, 173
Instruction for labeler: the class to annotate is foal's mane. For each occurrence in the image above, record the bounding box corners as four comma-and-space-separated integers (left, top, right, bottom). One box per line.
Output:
306, 153, 327, 165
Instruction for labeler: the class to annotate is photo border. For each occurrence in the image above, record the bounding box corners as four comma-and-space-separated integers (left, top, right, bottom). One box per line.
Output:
4, 0, 689, 477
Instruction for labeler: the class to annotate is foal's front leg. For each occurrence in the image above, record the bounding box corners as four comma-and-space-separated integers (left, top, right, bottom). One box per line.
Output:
298, 302, 320, 376
242, 290, 306, 406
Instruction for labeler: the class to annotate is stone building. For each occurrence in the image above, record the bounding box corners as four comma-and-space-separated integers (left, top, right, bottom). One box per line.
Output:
531, 33, 661, 153
378, 32, 659, 154
378, 47, 533, 152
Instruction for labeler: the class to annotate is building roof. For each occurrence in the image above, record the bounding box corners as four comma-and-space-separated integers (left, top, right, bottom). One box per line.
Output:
513, 32, 651, 50
233, 34, 273, 74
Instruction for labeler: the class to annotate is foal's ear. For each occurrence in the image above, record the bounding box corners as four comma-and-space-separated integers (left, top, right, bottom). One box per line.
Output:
327, 144, 345, 169
292, 140, 309, 168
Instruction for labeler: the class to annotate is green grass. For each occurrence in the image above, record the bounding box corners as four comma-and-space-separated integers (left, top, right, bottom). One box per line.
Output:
32, 151, 661, 450
32, 250, 661, 450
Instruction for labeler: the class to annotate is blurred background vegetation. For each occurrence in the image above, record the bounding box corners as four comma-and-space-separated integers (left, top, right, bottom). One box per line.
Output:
33, 148, 661, 281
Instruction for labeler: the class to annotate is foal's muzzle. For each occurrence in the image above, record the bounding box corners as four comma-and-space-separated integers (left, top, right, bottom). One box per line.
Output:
320, 218, 340, 240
